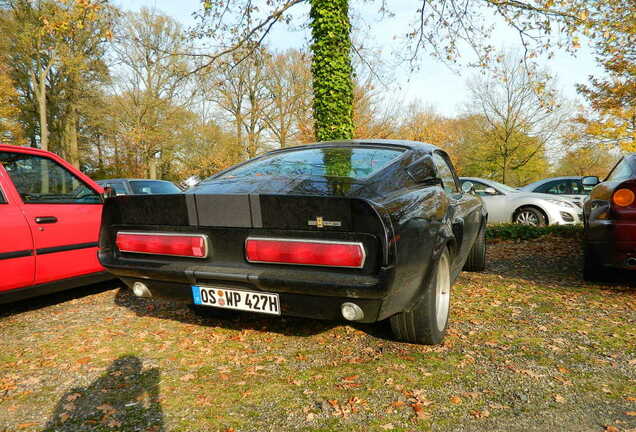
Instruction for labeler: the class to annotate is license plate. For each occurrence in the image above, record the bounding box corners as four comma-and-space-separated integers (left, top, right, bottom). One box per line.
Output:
191, 285, 280, 315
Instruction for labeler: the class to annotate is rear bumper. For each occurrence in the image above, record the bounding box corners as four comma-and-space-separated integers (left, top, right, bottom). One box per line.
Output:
119, 277, 384, 323
586, 219, 636, 269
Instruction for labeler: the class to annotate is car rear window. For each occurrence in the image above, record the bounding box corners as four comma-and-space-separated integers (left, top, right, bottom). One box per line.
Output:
220, 147, 404, 180
129, 180, 181, 194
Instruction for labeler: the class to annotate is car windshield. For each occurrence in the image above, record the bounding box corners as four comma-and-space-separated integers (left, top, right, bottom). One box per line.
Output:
217, 147, 405, 180
129, 180, 181, 194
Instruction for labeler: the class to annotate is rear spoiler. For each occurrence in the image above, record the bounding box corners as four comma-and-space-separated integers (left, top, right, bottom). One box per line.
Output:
100, 193, 395, 265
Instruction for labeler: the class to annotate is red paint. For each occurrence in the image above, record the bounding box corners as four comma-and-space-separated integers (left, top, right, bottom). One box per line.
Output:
0, 144, 105, 293
116, 233, 207, 258
245, 238, 365, 268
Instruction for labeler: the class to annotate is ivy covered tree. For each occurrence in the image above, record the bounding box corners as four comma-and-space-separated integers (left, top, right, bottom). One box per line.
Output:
309, 0, 353, 141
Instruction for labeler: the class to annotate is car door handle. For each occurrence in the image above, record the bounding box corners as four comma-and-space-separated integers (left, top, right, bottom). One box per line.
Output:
35, 216, 58, 224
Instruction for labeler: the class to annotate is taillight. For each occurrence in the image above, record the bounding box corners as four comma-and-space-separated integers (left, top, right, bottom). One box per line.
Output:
116, 232, 207, 258
613, 188, 635, 207
245, 238, 365, 268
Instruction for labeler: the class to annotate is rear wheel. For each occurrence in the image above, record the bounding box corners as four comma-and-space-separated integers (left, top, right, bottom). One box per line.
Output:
464, 225, 486, 271
513, 206, 547, 226
390, 248, 451, 345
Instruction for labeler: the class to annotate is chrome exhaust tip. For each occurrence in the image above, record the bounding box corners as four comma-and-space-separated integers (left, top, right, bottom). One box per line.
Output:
132, 281, 152, 298
341, 302, 364, 321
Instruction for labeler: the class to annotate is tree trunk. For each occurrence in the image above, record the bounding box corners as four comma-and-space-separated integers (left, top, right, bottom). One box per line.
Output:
37, 74, 48, 151
310, 0, 354, 141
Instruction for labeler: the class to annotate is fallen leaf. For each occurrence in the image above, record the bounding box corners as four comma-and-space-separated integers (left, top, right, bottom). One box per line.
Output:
411, 402, 429, 420
605, 426, 619, 432
626, 411, 636, 416
381, 424, 394, 430
450, 396, 463, 405
180, 374, 195, 382
554, 394, 566, 404
470, 409, 490, 418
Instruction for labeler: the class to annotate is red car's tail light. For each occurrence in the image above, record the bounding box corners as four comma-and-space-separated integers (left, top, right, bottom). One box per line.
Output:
116, 232, 207, 258
245, 238, 365, 268
613, 188, 635, 207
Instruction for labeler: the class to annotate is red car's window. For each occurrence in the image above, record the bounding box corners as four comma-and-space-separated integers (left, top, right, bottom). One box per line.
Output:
0, 152, 100, 204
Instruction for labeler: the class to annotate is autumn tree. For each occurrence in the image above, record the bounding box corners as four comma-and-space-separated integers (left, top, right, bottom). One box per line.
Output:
108, 8, 194, 178
263, 49, 313, 148
0, 0, 113, 154
553, 145, 616, 178
464, 53, 569, 184
576, 0, 635, 151
0, 63, 24, 144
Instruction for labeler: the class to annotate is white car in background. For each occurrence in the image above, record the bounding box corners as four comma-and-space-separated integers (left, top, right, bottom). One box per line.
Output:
519, 176, 597, 208
460, 177, 582, 226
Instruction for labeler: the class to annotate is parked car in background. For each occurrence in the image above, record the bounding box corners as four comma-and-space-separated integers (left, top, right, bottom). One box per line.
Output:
520, 176, 597, 208
95, 178, 182, 196
582, 155, 636, 281
0, 145, 111, 303
99, 140, 487, 345
460, 176, 581, 226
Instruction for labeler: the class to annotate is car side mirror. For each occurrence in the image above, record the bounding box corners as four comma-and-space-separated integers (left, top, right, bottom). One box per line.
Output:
103, 186, 117, 199
484, 187, 498, 195
461, 181, 474, 194
406, 156, 439, 184
582, 176, 600, 186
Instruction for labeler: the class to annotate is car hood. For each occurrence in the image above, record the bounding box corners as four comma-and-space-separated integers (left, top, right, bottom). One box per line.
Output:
187, 175, 367, 197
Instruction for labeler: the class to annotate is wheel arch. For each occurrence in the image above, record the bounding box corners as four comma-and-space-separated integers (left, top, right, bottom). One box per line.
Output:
512, 204, 550, 225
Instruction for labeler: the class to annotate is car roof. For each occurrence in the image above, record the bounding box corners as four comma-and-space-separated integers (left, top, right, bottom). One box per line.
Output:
265, 139, 440, 155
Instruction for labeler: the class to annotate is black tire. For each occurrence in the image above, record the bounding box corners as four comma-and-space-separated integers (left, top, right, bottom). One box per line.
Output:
464, 225, 486, 271
513, 206, 547, 227
583, 244, 611, 282
390, 248, 451, 345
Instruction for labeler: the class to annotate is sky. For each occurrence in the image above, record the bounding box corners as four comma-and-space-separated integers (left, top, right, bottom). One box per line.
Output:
120, 0, 603, 117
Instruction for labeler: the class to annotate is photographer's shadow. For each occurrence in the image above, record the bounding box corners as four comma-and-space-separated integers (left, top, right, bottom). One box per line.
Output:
43, 355, 164, 432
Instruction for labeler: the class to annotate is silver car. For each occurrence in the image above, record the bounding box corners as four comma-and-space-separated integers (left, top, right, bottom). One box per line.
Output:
460, 177, 582, 226
519, 176, 597, 208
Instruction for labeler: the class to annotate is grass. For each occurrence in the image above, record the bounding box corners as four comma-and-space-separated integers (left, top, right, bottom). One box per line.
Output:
0, 236, 635, 432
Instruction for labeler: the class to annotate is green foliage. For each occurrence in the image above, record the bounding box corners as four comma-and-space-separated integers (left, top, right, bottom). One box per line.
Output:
309, 0, 354, 142
486, 223, 583, 241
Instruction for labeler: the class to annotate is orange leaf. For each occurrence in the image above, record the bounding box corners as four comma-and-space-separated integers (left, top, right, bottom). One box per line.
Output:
450, 396, 463, 405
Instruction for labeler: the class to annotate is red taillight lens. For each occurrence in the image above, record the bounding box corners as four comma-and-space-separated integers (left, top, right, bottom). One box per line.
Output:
116, 233, 207, 258
245, 238, 365, 268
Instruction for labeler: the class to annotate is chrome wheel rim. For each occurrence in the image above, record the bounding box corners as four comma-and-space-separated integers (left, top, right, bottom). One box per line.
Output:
515, 210, 539, 226
435, 252, 451, 330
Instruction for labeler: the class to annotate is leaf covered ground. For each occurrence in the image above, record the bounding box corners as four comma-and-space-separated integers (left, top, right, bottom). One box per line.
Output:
1, 236, 635, 432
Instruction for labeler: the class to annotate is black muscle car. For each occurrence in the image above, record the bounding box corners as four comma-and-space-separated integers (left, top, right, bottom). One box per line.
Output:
582, 154, 636, 281
98, 140, 487, 344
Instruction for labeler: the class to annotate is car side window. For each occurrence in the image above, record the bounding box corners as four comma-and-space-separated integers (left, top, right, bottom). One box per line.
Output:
432, 153, 459, 194
105, 182, 127, 195
0, 152, 100, 204
0, 186, 6, 204
606, 159, 632, 182
541, 180, 570, 195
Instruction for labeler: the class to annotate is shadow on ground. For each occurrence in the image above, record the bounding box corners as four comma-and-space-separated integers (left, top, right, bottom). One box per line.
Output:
0, 279, 120, 319
482, 237, 636, 292
43, 355, 164, 432
113, 287, 394, 341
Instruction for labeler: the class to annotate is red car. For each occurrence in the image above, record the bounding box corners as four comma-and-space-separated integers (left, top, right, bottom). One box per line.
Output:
0, 144, 111, 303
583, 154, 636, 281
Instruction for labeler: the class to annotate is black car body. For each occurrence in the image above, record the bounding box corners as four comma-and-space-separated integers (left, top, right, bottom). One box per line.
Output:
98, 140, 487, 344
582, 154, 636, 280
95, 179, 182, 196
